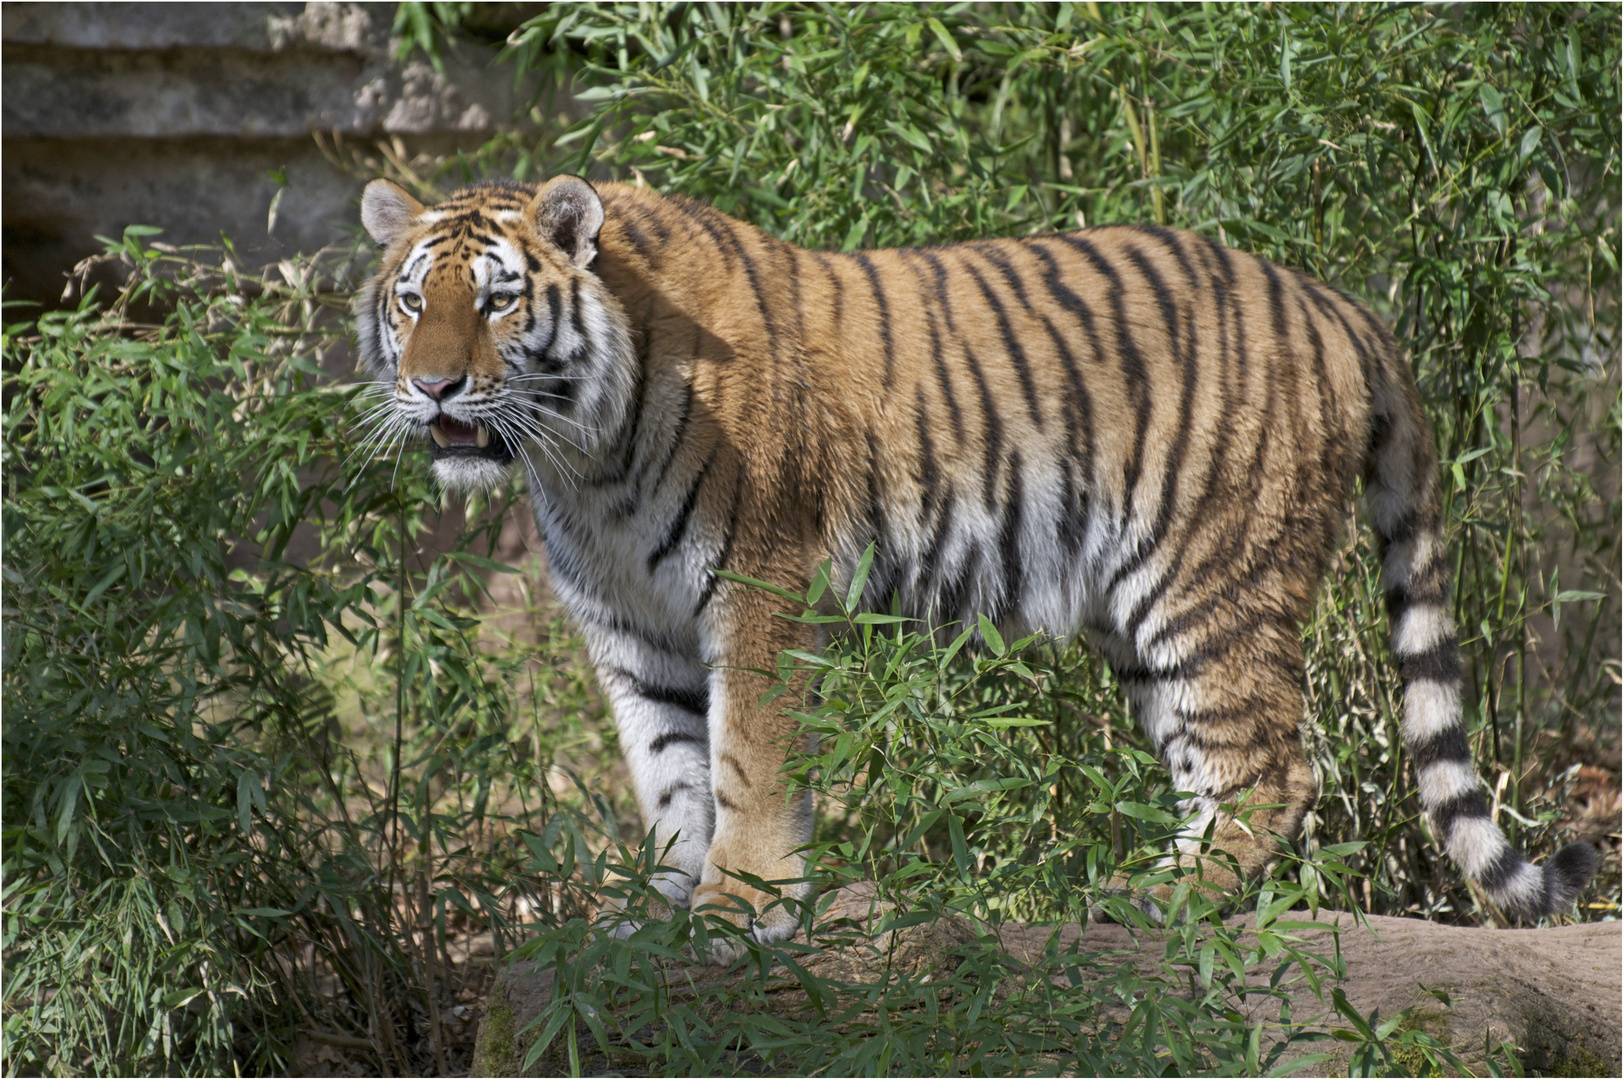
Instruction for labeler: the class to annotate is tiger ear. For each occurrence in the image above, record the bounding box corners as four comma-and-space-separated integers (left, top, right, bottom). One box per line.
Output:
530, 175, 604, 270
360, 178, 424, 247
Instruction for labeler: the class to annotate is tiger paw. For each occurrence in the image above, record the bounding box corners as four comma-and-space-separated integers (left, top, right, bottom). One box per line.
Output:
595, 888, 681, 939
1088, 875, 1172, 926
689, 880, 799, 965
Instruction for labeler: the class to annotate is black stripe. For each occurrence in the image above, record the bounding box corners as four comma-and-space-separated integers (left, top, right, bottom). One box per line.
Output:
788, 246, 808, 342
915, 388, 941, 513
1260, 260, 1292, 355
645, 381, 694, 496
584, 611, 688, 656
648, 449, 715, 571
536, 284, 564, 371
1398, 641, 1461, 685
815, 251, 847, 330
516, 275, 540, 345
995, 452, 1024, 619
1384, 579, 1449, 621
630, 200, 672, 244
673, 195, 778, 342
975, 241, 1033, 305
935, 552, 976, 631
921, 487, 959, 593
1026, 242, 1101, 468
1107, 240, 1203, 628
650, 731, 705, 754
989, 244, 1092, 462
591, 331, 650, 489
1125, 242, 1198, 549
901, 252, 966, 442
667, 195, 736, 270
1430, 789, 1491, 838
541, 376, 578, 413
1408, 726, 1471, 773
861, 432, 893, 606
1052, 235, 1151, 519
714, 791, 741, 812
1476, 845, 1524, 893
1298, 297, 1337, 452
657, 782, 692, 809
850, 252, 896, 387
620, 217, 653, 260
721, 754, 751, 786
1057, 456, 1086, 553
920, 251, 1003, 511
1299, 278, 1377, 389
694, 465, 744, 615
569, 277, 587, 343
961, 258, 1043, 428
1178, 720, 1298, 758
1109, 638, 1219, 685
614, 667, 709, 718
454, 210, 498, 232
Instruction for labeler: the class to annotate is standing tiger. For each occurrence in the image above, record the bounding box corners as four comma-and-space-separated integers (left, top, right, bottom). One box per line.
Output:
354, 174, 1595, 948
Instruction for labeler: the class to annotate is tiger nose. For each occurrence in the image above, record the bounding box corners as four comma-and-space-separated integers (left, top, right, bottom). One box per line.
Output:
411, 376, 465, 401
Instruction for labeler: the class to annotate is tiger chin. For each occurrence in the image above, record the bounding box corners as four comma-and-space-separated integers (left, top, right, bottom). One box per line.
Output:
352, 173, 1596, 960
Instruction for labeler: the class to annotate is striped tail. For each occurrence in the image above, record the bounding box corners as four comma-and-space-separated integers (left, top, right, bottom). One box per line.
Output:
1366, 370, 1596, 921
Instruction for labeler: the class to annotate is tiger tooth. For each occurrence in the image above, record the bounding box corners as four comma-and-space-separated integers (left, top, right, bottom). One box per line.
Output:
429, 423, 449, 448
476, 425, 490, 449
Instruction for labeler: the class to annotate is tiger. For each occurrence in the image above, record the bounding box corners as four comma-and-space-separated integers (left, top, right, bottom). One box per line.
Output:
353, 173, 1596, 953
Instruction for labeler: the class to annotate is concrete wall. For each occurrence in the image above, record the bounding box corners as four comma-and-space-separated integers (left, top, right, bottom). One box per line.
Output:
2, 2, 545, 306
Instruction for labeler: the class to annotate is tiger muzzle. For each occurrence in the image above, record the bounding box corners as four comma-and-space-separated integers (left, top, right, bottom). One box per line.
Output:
427, 416, 514, 465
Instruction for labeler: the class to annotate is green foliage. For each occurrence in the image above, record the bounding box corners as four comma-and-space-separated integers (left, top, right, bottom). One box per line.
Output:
1, 236, 606, 1074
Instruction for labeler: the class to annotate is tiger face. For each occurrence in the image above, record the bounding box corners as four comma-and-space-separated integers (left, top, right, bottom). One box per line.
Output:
352, 176, 634, 492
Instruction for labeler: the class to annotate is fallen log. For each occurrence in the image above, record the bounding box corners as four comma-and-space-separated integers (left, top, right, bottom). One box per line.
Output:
473, 886, 1620, 1076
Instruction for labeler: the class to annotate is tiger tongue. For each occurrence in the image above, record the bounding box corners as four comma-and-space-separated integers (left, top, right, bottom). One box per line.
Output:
438, 417, 479, 445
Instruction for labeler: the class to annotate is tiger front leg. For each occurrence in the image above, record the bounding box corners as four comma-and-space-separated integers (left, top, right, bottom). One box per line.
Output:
593, 638, 715, 927
691, 587, 817, 959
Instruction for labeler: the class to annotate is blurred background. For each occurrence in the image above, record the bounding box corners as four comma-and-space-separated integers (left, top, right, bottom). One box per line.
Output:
2, 2, 554, 308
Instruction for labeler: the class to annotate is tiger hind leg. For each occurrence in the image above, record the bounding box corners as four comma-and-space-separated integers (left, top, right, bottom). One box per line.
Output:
1116, 619, 1318, 910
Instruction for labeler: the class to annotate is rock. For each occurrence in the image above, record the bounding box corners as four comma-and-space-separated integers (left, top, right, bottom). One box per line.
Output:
473, 885, 1621, 1077
1, 2, 558, 307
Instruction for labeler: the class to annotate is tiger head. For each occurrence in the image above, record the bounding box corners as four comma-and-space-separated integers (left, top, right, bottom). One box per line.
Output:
353, 176, 634, 492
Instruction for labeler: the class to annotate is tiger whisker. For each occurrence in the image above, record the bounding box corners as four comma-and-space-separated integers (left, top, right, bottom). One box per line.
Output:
341, 415, 412, 495
498, 409, 594, 460
491, 414, 581, 488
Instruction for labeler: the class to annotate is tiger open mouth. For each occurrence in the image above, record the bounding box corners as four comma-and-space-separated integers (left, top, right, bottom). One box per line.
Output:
427, 417, 514, 463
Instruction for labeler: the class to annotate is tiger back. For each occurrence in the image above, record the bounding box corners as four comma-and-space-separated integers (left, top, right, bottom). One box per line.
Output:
355, 175, 1596, 952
